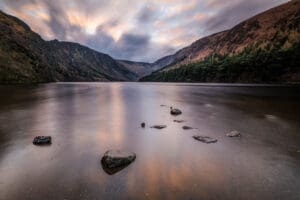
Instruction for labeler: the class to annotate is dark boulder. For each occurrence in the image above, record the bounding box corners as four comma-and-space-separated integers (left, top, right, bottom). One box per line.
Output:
101, 150, 136, 175
170, 108, 182, 115
173, 120, 185, 123
182, 126, 196, 130
33, 136, 52, 145
141, 122, 146, 128
226, 130, 241, 137
193, 136, 217, 144
151, 125, 167, 129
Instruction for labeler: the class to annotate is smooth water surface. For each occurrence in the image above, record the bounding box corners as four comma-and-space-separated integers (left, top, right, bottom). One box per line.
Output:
0, 83, 299, 200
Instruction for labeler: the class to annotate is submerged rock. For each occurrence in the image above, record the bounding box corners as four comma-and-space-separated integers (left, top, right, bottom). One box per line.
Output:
170, 108, 182, 115
182, 126, 196, 130
33, 136, 51, 145
141, 122, 146, 128
101, 150, 136, 175
265, 114, 277, 120
204, 103, 213, 108
193, 136, 217, 144
151, 125, 167, 129
173, 120, 185, 123
226, 130, 241, 137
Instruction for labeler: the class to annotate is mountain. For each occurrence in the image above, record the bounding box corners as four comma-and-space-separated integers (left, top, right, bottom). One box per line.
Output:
1, 0, 300, 84
141, 0, 300, 83
0, 10, 139, 83
116, 60, 153, 78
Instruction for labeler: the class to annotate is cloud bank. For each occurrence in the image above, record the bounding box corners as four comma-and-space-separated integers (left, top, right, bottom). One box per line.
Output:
0, 0, 287, 62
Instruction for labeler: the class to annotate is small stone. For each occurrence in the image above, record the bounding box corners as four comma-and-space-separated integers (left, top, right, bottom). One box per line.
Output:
173, 120, 185, 123
101, 150, 136, 175
160, 104, 167, 107
151, 125, 167, 129
141, 122, 146, 128
193, 136, 217, 144
182, 126, 196, 130
170, 108, 182, 115
226, 130, 241, 137
33, 136, 51, 145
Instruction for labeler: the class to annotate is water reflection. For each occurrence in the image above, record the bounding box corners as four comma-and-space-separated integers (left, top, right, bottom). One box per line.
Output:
0, 83, 299, 200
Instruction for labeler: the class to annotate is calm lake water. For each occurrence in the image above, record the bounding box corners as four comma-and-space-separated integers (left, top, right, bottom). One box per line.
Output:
0, 83, 299, 200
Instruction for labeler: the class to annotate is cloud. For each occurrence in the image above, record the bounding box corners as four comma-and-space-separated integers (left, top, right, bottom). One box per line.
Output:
137, 5, 158, 24
204, 0, 287, 34
0, 0, 289, 62
44, 1, 69, 39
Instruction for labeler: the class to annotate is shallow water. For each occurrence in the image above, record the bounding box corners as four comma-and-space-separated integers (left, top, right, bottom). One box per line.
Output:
0, 82, 299, 200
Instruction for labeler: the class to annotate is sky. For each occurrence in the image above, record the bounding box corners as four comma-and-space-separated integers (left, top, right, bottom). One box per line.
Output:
0, 0, 288, 62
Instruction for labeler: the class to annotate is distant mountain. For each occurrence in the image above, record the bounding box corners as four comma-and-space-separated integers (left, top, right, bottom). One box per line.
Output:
141, 0, 300, 83
0, 10, 139, 83
116, 60, 153, 78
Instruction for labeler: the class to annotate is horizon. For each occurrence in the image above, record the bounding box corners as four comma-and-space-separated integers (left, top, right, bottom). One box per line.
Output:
0, 0, 289, 62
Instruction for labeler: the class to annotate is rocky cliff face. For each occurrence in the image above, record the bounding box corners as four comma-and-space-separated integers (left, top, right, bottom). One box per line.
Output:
0, 10, 138, 83
142, 0, 300, 83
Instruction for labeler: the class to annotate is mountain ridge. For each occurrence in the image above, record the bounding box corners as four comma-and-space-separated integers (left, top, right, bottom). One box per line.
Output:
141, 0, 300, 83
0, 10, 140, 83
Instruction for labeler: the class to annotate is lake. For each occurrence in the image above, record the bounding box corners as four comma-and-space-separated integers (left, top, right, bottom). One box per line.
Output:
0, 83, 299, 200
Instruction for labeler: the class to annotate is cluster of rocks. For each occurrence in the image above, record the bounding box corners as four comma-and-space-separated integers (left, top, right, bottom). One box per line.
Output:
32, 135, 136, 175
140, 105, 220, 144
141, 105, 244, 145
140, 106, 184, 130
31, 104, 244, 175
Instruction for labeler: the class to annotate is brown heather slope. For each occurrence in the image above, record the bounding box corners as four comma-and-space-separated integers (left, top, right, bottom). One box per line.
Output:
0, 11, 138, 83
145, 0, 300, 80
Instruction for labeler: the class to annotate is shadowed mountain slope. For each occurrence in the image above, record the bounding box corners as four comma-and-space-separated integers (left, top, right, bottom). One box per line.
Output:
0, 10, 138, 83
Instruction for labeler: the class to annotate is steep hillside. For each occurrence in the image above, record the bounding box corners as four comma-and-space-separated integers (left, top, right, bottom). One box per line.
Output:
141, 0, 300, 83
0, 10, 137, 83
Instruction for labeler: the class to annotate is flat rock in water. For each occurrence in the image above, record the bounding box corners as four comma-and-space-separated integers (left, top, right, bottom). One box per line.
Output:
170, 108, 182, 115
193, 136, 217, 144
182, 126, 196, 130
151, 125, 167, 129
33, 136, 51, 145
101, 150, 136, 175
173, 120, 185, 123
226, 130, 241, 137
